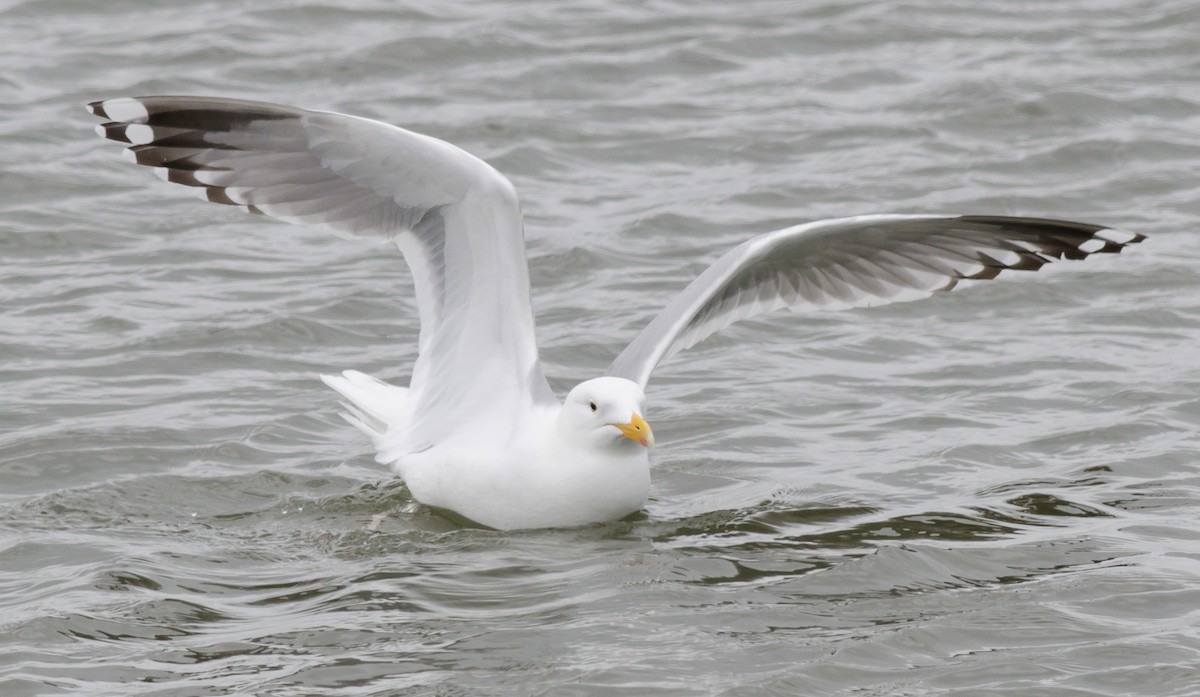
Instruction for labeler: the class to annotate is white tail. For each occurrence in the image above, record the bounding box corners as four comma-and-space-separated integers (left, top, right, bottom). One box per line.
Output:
319, 370, 410, 448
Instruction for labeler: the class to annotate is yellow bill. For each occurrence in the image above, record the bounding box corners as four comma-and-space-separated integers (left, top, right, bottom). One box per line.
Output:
614, 413, 654, 448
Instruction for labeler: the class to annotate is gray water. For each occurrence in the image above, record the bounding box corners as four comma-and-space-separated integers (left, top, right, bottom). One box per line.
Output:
3, 0, 1199, 694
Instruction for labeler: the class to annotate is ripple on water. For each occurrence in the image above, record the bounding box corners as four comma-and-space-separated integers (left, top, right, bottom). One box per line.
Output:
4, 0, 1200, 694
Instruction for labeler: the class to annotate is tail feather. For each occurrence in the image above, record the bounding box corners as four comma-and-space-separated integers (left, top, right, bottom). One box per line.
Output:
320, 370, 409, 448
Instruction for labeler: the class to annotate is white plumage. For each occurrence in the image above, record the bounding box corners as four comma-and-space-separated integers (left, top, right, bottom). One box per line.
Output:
89, 96, 1143, 529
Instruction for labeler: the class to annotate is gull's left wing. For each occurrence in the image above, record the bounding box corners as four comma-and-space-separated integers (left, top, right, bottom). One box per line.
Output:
606, 214, 1143, 388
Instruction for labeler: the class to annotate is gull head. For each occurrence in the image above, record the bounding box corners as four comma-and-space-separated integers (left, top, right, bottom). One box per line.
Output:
559, 377, 654, 450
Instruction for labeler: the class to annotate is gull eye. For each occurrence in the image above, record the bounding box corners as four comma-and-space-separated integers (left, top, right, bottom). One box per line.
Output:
588, 400, 597, 412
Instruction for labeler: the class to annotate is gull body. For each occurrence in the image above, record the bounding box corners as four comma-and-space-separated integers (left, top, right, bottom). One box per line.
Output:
88, 96, 1143, 529
324, 372, 652, 530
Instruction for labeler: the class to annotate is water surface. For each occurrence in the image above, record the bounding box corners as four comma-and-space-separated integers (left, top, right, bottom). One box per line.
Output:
2, 1, 1199, 694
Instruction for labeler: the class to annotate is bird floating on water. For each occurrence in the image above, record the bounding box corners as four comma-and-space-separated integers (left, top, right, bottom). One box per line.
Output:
89, 96, 1143, 530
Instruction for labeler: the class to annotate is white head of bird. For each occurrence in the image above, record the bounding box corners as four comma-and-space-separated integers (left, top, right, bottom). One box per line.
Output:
558, 376, 655, 451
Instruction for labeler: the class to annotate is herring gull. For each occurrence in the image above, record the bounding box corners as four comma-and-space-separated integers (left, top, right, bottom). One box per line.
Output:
88, 96, 1144, 530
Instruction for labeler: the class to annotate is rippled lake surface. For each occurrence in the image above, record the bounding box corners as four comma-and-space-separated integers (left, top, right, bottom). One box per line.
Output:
3, 0, 1200, 694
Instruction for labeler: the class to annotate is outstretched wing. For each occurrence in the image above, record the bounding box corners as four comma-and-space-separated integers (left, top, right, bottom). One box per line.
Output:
89, 96, 555, 446
606, 214, 1143, 388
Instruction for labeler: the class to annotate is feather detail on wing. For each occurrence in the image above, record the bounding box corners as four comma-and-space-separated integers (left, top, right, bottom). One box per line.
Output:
89, 96, 555, 451
606, 214, 1144, 388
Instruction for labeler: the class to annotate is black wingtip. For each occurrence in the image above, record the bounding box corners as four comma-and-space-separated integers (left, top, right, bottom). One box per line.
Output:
94, 121, 128, 143
1128, 232, 1148, 246
1093, 226, 1147, 253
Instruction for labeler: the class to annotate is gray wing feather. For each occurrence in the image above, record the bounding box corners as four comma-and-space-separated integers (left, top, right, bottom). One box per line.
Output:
606, 214, 1144, 388
90, 96, 555, 449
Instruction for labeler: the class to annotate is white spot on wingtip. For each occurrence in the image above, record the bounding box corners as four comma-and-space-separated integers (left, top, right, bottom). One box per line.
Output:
120, 148, 138, 163
192, 169, 222, 185
92, 123, 108, 139
989, 248, 1022, 267
230, 188, 251, 204
98, 97, 149, 123
958, 262, 986, 278
152, 167, 171, 181
124, 124, 155, 145
1078, 238, 1106, 253
1095, 227, 1138, 245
